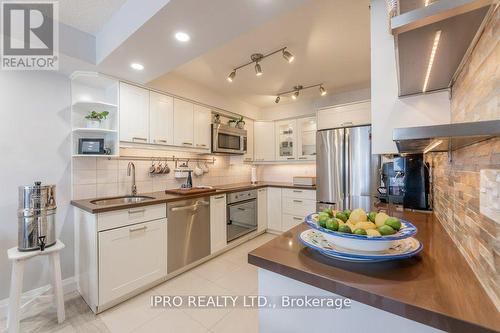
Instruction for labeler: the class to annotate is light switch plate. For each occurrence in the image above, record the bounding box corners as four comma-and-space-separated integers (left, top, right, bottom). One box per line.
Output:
480, 169, 500, 224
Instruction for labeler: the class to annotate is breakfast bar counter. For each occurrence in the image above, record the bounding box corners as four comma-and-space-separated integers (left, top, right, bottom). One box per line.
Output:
248, 209, 500, 333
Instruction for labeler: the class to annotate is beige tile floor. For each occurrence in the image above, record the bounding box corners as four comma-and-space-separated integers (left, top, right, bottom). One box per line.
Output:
0, 233, 276, 333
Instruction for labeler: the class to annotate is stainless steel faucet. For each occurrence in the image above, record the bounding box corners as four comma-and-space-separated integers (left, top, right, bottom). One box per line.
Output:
127, 162, 137, 196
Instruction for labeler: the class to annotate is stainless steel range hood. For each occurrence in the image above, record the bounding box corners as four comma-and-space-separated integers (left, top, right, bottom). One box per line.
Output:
393, 120, 500, 153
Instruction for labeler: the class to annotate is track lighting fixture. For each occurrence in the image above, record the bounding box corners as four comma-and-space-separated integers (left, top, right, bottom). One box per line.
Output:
227, 70, 236, 82
282, 49, 294, 63
226, 47, 294, 82
255, 62, 263, 76
320, 85, 327, 96
274, 83, 326, 103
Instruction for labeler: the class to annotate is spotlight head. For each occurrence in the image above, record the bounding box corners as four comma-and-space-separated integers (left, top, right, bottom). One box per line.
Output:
227, 71, 236, 82
320, 85, 327, 96
292, 90, 299, 100
255, 63, 263, 76
282, 49, 295, 63
275, 96, 280, 103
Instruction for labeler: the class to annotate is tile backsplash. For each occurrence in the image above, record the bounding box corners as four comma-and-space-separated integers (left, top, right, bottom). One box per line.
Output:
427, 7, 500, 310
72, 148, 251, 200
256, 164, 316, 183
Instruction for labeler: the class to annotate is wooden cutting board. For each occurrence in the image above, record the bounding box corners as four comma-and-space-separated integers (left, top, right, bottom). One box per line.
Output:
165, 188, 217, 195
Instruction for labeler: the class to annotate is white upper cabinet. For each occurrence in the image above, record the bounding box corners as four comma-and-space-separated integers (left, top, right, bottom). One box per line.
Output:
119, 82, 149, 143
297, 117, 317, 160
254, 121, 275, 162
173, 98, 194, 147
244, 119, 254, 162
275, 119, 297, 161
193, 105, 211, 150
149, 92, 173, 145
317, 101, 371, 130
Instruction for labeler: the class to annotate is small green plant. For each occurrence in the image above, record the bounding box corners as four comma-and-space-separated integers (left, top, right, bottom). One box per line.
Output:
236, 116, 245, 125
85, 111, 109, 121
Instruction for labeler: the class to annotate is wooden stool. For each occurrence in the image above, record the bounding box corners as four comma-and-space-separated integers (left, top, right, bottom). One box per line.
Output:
7, 240, 65, 333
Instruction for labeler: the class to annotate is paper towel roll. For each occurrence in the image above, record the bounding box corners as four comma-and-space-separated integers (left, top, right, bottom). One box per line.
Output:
251, 166, 257, 184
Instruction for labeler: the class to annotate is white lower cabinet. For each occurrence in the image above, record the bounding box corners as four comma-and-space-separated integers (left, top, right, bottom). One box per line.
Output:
266, 187, 316, 233
257, 188, 268, 232
210, 194, 227, 253
267, 188, 282, 232
98, 218, 167, 306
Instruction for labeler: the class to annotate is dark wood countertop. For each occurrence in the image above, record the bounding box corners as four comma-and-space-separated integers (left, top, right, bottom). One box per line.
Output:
70, 182, 316, 214
248, 210, 500, 333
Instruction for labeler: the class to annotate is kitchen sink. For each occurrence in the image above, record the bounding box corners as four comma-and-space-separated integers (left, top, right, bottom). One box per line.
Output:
90, 196, 155, 206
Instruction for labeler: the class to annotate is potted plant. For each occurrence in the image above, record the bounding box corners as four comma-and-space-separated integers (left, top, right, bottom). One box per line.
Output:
228, 119, 237, 127
213, 113, 221, 124
85, 111, 109, 128
236, 116, 245, 129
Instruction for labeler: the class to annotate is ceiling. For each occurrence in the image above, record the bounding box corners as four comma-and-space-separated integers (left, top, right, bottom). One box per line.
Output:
58, 0, 127, 35
155, 0, 371, 108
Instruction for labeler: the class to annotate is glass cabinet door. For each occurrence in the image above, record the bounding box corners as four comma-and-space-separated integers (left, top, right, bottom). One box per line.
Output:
275, 120, 297, 160
297, 117, 317, 160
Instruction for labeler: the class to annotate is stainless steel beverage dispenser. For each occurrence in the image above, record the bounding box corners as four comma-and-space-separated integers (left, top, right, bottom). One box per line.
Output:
18, 181, 57, 251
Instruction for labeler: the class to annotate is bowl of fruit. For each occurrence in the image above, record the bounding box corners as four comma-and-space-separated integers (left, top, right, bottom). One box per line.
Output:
304, 208, 417, 252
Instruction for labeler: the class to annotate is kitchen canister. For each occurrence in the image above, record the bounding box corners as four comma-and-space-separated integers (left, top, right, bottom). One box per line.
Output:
18, 181, 57, 251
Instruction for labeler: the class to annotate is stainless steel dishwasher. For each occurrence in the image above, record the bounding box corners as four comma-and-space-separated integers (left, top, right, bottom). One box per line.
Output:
167, 197, 210, 273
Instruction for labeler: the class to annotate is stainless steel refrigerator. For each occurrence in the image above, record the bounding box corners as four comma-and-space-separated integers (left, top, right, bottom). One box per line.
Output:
316, 125, 379, 212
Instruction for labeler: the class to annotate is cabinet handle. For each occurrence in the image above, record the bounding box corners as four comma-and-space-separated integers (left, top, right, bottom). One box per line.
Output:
293, 200, 303, 203
293, 217, 303, 221
128, 208, 145, 214
129, 225, 147, 232
237, 208, 246, 211
214, 195, 225, 199
196, 144, 207, 147
132, 137, 147, 142
298, 157, 307, 160
293, 190, 303, 193
155, 139, 167, 143
341, 122, 353, 127
258, 189, 266, 192
182, 142, 193, 146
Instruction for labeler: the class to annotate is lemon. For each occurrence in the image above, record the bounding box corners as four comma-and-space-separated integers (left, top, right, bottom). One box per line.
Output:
375, 212, 389, 227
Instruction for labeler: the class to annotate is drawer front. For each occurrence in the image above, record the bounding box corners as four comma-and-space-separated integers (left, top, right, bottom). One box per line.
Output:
282, 214, 305, 232
97, 204, 166, 231
282, 197, 316, 217
98, 218, 167, 306
282, 188, 316, 200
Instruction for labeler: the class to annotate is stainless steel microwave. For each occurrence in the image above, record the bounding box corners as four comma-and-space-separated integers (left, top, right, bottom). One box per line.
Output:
212, 124, 247, 155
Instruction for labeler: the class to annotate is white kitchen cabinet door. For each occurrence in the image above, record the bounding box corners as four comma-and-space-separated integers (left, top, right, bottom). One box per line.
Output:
98, 218, 167, 306
275, 119, 297, 161
297, 117, 317, 161
254, 121, 275, 161
243, 119, 254, 162
193, 105, 211, 150
173, 98, 194, 147
267, 187, 282, 232
149, 92, 173, 145
257, 188, 268, 232
210, 194, 227, 254
282, 214, 304, 232
119, 82, 149, 143
317, 101, 371, 130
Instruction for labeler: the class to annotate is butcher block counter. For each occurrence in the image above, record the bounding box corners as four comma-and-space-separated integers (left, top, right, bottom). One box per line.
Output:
248, 209, 500, 333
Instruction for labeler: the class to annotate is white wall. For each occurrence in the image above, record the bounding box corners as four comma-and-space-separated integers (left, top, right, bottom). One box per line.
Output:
370, 0, 451, 154
0, 72, 72, 300
258, 88, 370, 120
147, 73, 261, 119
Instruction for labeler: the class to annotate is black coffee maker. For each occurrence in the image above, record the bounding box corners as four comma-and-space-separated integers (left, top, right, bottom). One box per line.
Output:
378, 155, 430, 210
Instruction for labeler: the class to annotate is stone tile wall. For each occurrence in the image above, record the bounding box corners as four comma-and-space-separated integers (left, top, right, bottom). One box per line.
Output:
427, 6, 500, 309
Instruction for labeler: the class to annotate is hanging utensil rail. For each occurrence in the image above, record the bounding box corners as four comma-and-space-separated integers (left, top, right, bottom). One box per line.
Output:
114, 155, 216, 164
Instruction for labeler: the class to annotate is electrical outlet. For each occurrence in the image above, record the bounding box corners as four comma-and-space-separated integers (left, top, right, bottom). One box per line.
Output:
480, 169, 500, 223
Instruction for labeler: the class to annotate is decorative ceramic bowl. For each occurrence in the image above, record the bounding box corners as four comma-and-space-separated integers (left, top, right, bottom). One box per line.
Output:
304, 213, 417, 252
